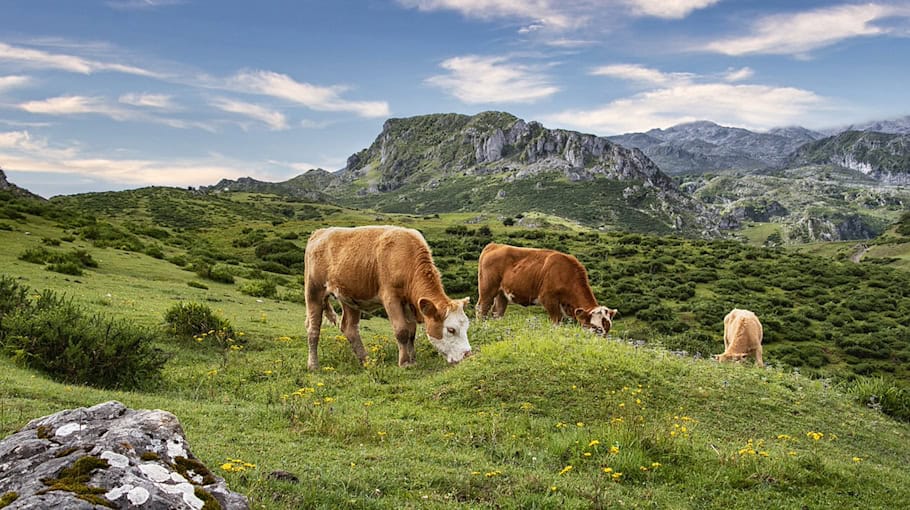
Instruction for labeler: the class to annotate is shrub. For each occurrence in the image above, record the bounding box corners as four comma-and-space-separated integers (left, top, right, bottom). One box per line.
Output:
168, 254, 189, 267
0, 288, 167, 389
0, 275, 30, 323
239, 279, 277, 298
41, 237, 61, 246
845, 376, 910, 422
0, 222, 13, 231
187, 280, 209, 290
194, 262, 235, 284
164, 302, 237, 348
19, 246, 51, 264
46, 261, 83, 276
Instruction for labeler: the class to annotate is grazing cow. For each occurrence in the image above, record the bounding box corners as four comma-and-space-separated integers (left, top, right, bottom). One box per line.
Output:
304, 226, 471, 370
714, 308, 764, 367
476, 243, 617, 335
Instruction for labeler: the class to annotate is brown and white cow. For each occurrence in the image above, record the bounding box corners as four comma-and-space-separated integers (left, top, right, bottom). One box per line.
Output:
476, 243, 617, 335
304, 226, 471, 370
714, 308, 764, 367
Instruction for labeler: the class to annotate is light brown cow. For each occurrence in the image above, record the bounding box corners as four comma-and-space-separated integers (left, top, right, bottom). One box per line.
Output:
714, 308, 764, 367
304, 226, 471, 370
476, 243, 617, 335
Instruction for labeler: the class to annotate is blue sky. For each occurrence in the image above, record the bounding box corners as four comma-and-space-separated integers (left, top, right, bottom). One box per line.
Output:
1, 0, 909, 197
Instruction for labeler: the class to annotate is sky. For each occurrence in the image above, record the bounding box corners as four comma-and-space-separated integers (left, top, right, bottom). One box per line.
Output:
1, 0, 909, 197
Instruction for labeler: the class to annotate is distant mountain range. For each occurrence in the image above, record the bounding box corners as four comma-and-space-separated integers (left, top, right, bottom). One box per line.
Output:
607, 115, 910, 176
787, 131, 910, 185
608, 121, 823, 174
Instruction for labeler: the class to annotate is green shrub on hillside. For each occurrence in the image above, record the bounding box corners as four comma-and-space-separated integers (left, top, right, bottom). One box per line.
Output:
845, 376, 910, 422
0, 275, 30, 323
18, 247, 98, 275
239, 279, 277, 298
193, 262, 235, 284
164, 302, 238, 349
0, 286, 166, 389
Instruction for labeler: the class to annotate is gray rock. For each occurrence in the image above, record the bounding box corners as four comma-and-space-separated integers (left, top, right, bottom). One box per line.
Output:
0, 401, 249, 510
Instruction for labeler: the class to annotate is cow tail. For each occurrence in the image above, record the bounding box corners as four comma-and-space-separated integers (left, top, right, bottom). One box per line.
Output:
323, 296, 338, 326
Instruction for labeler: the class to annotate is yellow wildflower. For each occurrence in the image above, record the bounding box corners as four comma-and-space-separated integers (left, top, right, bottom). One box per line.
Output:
611, 472, 622, 481
853, 457, 862, 463
609, 446, 619, 455
602, 467, 613, 473
558, 465, 573, 476
588, 439, 601, 447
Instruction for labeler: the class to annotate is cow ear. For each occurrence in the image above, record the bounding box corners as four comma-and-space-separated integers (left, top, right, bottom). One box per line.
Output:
608, 308, 618, 319
418, 298, 438, 319
461, 297, 471, 305
574, 308, 589, 320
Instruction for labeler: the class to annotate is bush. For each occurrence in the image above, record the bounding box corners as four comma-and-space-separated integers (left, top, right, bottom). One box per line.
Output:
194, 262, 236, 284
187, 280, 209, 290
47, 261, 83, 276
164, 302, 237, 349
0, 275, 30, 323
0, 288, 166, 389
239, 279, 277, 298
845, 376, 910, 422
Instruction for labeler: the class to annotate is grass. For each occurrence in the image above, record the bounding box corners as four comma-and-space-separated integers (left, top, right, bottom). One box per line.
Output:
2, 189, 910, 508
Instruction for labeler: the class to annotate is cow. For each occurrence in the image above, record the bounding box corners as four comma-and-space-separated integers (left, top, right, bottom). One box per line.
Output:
304, 225, 471, 370
714, 308, 764, 367
476, 243, 617, 336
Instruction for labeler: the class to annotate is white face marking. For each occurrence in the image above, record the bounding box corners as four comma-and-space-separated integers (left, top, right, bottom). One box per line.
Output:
427, 305, 472, 363
588, 306, 614, 335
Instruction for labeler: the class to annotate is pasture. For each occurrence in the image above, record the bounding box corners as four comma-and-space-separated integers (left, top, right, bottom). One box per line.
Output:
2, 188, 910, 508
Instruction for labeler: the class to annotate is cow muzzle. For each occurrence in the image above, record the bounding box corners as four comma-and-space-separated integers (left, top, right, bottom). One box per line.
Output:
450, 349, 473, 364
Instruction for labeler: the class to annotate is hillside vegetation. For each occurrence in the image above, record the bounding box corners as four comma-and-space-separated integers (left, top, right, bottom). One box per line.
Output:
2, 188, 910, 508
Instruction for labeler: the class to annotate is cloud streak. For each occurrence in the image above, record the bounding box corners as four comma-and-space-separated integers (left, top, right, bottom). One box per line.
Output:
426, 55, 559, 104
0, 42, 159, 77
701, 3, 910, 56
547, 64, 830, 133
119, 93, 178, 110
210, 97, 288, 130
0, 75, 31, 93
227, 70, 390, 118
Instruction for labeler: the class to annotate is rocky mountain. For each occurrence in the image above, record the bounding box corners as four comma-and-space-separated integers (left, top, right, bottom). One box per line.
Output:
208, 112, 719, 236
787, 131, 910, 185
608, 121, 823, 174
0, 166, 44, 200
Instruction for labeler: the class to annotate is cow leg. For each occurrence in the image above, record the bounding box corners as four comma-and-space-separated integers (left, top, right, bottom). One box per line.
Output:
305, 284, 326, 371
753, 345, 764, 368
384, 298, 417, 366
492, 290, 509, 318
476, 280, 500, 319
340, 304, 368, 365
540, 297, 563, 325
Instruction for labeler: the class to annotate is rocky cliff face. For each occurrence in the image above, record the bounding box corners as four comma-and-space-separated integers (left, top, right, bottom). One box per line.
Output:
787, 131, 910, 185
335, 111, 674, 192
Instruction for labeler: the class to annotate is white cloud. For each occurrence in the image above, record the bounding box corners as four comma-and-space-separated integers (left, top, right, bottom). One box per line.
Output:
19, 95, 130, 118
18, 95, 217, 131
590, 64, 693, 86
0, 75, 31, 92
106, 0, 184, 10
210, 97, 288, 131
399, 0, 579, 30
426, 55, 559, 104
0, 42, 158, 77
547, 65, 830, 133
702, 3, 910, 56
623, 0, 720, 19
119, 93, 177, 110
228, 70, 390, 118
723, 67, 754, 82
398, 0, 718, 32
0, 130, 79, 159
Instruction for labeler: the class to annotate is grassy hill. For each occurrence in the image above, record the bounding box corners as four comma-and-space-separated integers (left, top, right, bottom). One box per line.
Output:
2, 188, 910, 508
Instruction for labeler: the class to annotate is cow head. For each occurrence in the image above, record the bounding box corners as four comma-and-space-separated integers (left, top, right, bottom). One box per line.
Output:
575, 306, 617, 337
420, 297, 472, 363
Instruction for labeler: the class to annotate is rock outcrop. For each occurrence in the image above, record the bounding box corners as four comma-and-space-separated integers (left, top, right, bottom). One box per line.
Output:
0, 401, 249, 509
786, 131, 910, 185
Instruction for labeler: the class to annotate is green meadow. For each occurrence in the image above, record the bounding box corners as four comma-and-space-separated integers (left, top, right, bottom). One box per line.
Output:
2, 188, 910, 509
